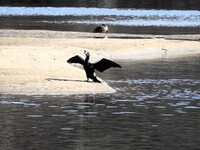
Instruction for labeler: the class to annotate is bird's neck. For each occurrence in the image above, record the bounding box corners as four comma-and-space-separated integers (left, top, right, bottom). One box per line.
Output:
85, 54, 90, 63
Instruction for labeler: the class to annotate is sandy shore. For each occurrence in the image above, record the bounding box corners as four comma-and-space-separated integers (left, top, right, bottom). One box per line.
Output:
0, 30, 199, 95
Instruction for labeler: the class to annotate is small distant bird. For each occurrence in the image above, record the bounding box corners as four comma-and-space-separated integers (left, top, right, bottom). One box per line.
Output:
93, 24, 108, 33
67, 51, 121, 83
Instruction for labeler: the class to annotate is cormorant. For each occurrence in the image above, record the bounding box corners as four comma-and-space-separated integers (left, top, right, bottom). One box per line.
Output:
93, 24, 108, 33
67, 51, 121, 83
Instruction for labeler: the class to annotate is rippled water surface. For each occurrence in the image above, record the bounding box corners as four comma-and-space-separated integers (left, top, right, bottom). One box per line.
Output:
0, 56, 200, 149
1, 7, 200, 27
0, 6, 200, 34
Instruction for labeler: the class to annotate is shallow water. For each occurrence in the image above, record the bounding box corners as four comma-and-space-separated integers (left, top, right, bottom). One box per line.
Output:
0, 6, 200, 34
0, 56, 200, 149
1, 7, 200, 27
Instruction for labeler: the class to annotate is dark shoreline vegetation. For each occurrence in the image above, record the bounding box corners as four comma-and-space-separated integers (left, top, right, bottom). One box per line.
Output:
0, 0, 200, 10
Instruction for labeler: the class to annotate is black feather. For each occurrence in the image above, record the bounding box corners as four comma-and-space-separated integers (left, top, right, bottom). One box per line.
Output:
93, 24, 108, 33
93, 26, 103, 33
67, 55, 84, 65
93, 58, 121, 72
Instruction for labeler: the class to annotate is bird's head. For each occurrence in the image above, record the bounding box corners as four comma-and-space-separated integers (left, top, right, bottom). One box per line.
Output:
101, 24, 108, 32
84, 50, 90, 56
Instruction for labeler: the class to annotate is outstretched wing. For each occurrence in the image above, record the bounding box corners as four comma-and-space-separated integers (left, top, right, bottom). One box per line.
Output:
67, 55, 84, 66
93, 58, 121, 72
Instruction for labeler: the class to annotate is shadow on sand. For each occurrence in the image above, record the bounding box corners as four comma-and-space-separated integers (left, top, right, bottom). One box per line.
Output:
45, 78, 88, 83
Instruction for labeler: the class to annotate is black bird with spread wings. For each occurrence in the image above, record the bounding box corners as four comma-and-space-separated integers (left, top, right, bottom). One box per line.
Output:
67, 51, 121, 83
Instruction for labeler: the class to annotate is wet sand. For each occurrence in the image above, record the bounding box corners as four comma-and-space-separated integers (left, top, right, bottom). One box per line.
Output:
0, 29, 199, 95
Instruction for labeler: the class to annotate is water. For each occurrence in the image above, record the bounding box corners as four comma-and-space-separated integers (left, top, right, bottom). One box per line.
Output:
1, 56, 200, 149
0, 5, 200, 34
1, 7, 199, 27
0, 1, 200, 149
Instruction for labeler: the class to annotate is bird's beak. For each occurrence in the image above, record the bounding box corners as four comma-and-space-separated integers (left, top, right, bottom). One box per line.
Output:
84, 50, 88, 54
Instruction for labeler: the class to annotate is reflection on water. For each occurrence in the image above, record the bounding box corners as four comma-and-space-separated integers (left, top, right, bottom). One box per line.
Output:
0, 56, 200, 149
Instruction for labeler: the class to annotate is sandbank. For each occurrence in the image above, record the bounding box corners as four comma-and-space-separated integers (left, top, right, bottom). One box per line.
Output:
0, 30, 199, 95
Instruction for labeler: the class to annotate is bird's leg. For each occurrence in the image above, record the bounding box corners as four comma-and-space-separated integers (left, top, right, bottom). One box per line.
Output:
87, 78, 89, 82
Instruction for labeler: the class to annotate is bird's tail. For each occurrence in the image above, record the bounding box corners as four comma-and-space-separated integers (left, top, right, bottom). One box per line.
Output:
93, 77, 101, 83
